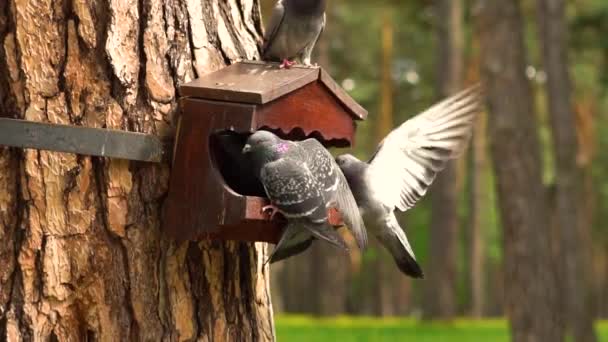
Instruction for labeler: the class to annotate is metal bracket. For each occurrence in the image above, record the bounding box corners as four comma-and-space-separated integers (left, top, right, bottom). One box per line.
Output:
0, 117, 166, 162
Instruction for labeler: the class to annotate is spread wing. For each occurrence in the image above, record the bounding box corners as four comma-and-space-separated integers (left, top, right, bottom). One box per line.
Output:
367, 85, 483, 212
262, 0, 285, 55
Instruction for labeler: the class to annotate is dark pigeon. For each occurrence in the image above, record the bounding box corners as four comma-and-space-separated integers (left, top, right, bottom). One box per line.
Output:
267, 137, 369, 263
242, 130, 350, 263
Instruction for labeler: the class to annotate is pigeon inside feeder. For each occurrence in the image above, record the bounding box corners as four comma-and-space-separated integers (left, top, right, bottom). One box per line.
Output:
163, 61, 367, 243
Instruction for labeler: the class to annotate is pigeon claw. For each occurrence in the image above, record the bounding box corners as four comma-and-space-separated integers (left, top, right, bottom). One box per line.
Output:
279, 59, 296, 69
262, 204, 281, 221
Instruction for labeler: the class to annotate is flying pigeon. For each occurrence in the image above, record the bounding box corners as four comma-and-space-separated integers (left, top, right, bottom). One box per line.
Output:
335, 85, 483, 278
262, 0, 326, 68
242, 131, 346, 262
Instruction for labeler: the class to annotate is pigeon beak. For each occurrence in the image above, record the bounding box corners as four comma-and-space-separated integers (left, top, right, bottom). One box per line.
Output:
242, 144, 252, 154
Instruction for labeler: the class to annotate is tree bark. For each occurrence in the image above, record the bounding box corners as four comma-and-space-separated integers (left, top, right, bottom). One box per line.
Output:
464, 37, 488, 318
0, 1, 274, 341
423, 0, 463, 320
469, 108, 487, 318
574, 94, 601, 321
537, 0, 597, 340
374, 8, 397, 317
475, 1, 562, 341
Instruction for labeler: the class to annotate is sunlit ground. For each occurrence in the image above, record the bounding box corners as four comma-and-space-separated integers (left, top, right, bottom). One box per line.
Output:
275, 316, 608, 342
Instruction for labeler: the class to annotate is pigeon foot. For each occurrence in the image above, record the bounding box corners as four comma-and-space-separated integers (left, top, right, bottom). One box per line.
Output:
262, 204, 281, 220
279, 59, 296, 69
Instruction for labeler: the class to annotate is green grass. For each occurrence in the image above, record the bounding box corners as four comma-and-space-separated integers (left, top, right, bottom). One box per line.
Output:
275, 316, 608, 342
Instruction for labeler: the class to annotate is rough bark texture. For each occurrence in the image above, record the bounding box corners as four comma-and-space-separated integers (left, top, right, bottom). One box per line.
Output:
537, 0, 597, 340
0, 1, 275, 341
424, 0, 463, 320
475, 1, 561, 341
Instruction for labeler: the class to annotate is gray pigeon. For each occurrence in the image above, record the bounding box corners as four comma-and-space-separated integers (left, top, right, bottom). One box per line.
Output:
242, 131, 367, 263
267, 138, 368, 263
336, 86, 483, 278
262, 0, 326, 68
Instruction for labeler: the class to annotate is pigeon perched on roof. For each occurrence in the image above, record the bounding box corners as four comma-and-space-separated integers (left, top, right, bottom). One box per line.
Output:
262, 0, 326, 68
242, 130, 366, 263
336, 85, 483, 278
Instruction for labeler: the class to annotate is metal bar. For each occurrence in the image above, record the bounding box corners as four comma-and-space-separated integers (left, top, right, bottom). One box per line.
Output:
0, 118, 164, 162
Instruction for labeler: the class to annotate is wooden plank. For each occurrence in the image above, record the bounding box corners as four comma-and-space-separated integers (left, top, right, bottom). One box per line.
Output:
0, 118, 164, 162
180, 61, 319, 104
255, 82, 355, 148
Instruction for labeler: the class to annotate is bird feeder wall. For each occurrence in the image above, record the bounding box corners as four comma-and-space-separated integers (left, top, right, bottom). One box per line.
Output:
163, 61, 367, 243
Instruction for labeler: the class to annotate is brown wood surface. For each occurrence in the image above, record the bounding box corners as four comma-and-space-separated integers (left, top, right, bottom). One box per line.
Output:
164, 90, 353, 243
255, 82, 356, 148
196, 199, 342, 244
180, 61, 319, 104
179, 61, 366, 121
164, 99, 256, 241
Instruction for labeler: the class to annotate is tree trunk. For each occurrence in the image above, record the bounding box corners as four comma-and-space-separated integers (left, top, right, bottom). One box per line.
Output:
574, 94, 600, 321
374, 8, 396, 317
537, 0, 597, 340
466, 38, 487, 318
0, 1, 274, 341
475, 1, 561, 341
423, 0, 463, 320
470, 107, 487, 318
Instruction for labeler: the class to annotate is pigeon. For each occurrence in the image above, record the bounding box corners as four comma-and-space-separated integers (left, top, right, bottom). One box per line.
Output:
267, 137, 369, 262
242, 130, 367, 263
262, 0, 326, 68
335, 85, 483, 278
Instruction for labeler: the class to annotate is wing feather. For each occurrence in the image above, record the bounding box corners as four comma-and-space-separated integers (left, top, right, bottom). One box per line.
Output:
297, 139, 368, 250
368, 85, 483, 212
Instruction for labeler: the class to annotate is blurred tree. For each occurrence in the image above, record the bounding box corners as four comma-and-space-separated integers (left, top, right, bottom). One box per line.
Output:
0, 1, 273, 340
466, 37, 488, 318
423, 0, 464, 320
375, 7, 397, 316
469, 95, 488, 318
475, 0, 562, 340
537, 0, 598, 340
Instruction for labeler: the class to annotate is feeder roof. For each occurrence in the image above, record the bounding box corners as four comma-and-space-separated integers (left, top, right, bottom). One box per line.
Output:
180, 61, 367, 120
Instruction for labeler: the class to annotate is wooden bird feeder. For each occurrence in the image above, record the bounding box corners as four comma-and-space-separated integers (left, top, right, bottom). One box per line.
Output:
163, 61, 367, 243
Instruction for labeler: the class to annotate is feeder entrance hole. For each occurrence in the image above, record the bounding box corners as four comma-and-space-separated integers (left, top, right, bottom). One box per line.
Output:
209, 128, 350, 200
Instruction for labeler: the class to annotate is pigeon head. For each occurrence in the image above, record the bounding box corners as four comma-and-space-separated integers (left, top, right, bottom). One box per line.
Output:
336, 154, 367, 180
243, 130, 280, 150
335, 154, 361, 168
287, 0, 327, 15
242, 130, 289, 165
